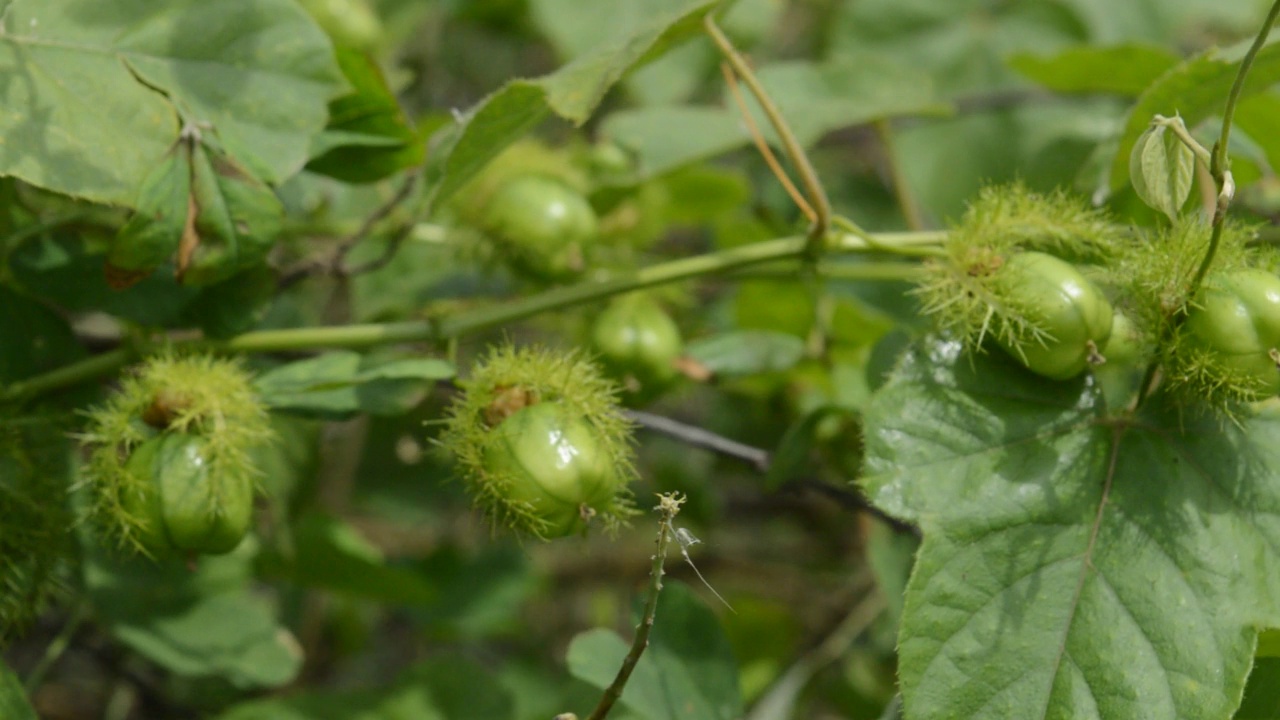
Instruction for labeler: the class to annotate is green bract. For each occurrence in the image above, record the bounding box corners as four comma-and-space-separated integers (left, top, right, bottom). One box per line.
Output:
591, 295, 683, 402
993, 252, 1114, 380
438, 345, 637, 538
122, 432, 254, 556
484, 175, 598, 280
1182, 268, 1280, 399
482, 401, 623, 537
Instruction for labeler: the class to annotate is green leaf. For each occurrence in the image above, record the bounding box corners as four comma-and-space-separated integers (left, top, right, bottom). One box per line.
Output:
307, 47, 424, 183
253, 351, 455, 419
84, 541, 303, 688
566, 582, 743, 720
685, 330, 806, 377
862, 337, 1280, 719
0, 662, 37, 720
423, 0, 718, 211
106, 145, 191, 286
0, 0, 347, 205
1110, 35, 1280, 192
1009, 44, 1180, 96
180, 136, 286, 286
1129, 117, 1196, 222
216, 656, 515, 720
260, 513, 436, 605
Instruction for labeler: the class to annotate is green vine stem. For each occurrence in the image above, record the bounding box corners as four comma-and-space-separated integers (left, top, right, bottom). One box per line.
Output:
1136, 0, 1280, 409
583, 492, 684, 720
1188, 0, 1280, 292
703, 15, 832, 248
23, 602, 89, 695
873, 119, 927, 232
0, 231, 946, 404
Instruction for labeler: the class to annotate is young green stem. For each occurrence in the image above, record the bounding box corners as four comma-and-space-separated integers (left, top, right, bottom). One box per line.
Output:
1188, 0, 1279, 293
1137, 1, 1280, 410
703, 15, 831, 247
0, 232, 946, 404
585, 493, 684, 720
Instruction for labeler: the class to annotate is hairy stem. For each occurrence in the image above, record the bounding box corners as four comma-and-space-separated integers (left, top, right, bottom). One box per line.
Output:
585, 493, 684, 720
0, 231, 945, 403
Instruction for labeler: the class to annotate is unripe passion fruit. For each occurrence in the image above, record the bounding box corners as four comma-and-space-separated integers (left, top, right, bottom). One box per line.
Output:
484, 175, 598, 280
591, 295, 682, 401
482, 401, 623, 537
1182, 268, 1280, 398
439, 345, 637, 538
994, 252, 1114, 380
123, 433, 253, 556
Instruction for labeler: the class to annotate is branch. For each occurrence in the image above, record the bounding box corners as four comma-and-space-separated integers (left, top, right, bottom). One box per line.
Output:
624, 410, 919, 536
0, 230, 946, 404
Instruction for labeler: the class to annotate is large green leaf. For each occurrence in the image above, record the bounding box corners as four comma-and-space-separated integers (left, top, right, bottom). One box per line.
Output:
422, 0, 718, 211
567, 583, 743, 720
862, 337, 1280, 719
0, 0, 346, 205
1109, 35, 1280, 192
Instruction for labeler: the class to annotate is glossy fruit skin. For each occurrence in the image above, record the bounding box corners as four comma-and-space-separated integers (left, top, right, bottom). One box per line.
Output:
995, 252, 1114, 380
591, 296, 682, 400
1184, 268, 1280, 397
482, 401, 621, 537
484, 175, 597, 280
123, 433, 253, 557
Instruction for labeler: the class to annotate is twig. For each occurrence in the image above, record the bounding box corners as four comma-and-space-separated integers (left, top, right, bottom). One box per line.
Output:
624, 409, 769, 471
872, 119, 927, 231
704, 15, 831, 246
277, 171, 422, 289
623, 410, 920, 536
720, 62, 816, 224
584, 493, 685, 720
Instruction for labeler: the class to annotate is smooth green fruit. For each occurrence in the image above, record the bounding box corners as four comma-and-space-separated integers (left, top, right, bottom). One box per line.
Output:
591, 295, 682, 401
123, 433, 254, 557
995, 252, 1114, 380
482, 400, 621, 538
484, 175, 598, 280
1183, 268, 1280, 397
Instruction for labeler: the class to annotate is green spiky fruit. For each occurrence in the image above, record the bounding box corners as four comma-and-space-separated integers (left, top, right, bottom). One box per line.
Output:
993, 252, 1114, 380
122, 433, 254, 556
439, 345, 637, 538
482, 401, 623, 537
1182, 269, 1280, 398
82, 354, 271, 557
